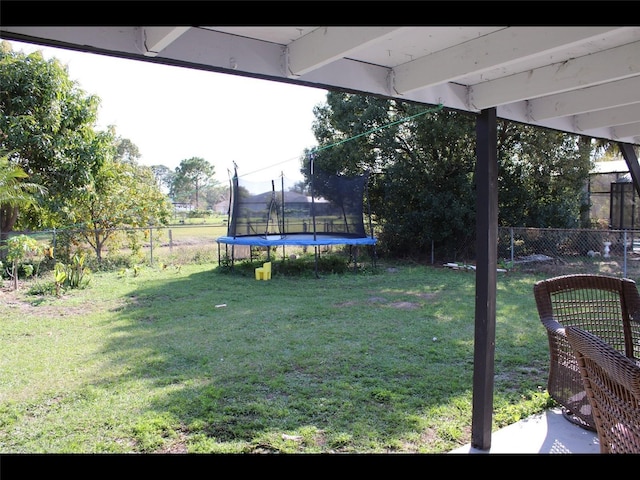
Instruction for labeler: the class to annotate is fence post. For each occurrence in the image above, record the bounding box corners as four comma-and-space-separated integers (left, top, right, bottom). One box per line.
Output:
149, 226, 153, 266
510, 227, 514, 265
624, 230, 628, 278
431, 239, 434, 265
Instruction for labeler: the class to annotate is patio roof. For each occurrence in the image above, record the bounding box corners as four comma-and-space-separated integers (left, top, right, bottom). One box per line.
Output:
1, 24, 639, 146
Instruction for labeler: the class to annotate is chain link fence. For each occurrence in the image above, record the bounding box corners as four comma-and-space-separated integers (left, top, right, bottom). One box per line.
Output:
1, 222, 339, 276
2, 224, 229, 275
428, 227, 640, 280
5, 224, 640, 281
496, 227, 640, 279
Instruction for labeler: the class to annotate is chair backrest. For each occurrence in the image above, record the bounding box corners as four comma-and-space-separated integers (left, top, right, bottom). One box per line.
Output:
263, 262, 271, 272
565, 326, 640, 453
533, 274, 640, 430
534, 274, 640, 358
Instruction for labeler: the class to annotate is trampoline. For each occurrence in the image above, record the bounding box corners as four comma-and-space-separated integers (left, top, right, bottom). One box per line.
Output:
217, 233, 377, 247
217, 161, 377, 274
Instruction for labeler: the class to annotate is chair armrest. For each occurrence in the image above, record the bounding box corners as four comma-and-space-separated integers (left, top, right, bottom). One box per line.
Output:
540, 316, 565, 336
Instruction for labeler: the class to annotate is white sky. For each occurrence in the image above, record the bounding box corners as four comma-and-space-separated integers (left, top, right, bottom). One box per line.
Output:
7, 40, 329, 184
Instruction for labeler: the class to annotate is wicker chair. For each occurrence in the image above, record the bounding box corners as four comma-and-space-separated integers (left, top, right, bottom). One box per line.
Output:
534, 274, 640, 431
565, 326, 640, 453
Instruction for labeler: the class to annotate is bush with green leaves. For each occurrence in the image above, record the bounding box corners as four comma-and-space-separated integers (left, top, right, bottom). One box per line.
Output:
54, 252, 91, 295
217, 251, 371, 278
2, 234, 50, 290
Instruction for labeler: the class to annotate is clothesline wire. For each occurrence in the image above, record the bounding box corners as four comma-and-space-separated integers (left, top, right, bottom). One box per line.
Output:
236, 104, 444, 178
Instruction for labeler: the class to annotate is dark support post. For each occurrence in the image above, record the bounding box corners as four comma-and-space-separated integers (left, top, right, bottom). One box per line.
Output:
471, 108, 498, 450
620, 143, 640, 198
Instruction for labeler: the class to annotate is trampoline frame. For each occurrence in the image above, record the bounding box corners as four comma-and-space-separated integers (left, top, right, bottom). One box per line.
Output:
217, 159, 377, 276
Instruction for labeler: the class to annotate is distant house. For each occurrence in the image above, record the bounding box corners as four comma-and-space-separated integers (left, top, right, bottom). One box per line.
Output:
213, 201, 228, 214
241, 190, 326, 213
172, 202, 192, 212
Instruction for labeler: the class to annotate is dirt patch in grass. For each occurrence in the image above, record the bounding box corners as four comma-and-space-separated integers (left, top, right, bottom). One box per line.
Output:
158, 430, 189, 454
1, 282, 91, 317
414, 292, 438, 300
367, 296, 387, 303
334, 297, 423, 310
334, 291, 438, 310
387, 301, 421, 310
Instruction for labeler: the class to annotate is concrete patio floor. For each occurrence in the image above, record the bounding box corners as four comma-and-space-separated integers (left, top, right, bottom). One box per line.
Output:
449, 407, 600, 454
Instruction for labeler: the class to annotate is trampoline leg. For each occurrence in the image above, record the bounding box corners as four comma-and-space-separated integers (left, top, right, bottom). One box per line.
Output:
354, 246, 358, 273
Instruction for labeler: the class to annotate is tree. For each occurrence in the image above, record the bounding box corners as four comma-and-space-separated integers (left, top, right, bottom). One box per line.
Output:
497, 123, 592, 228
307, 91, 597, 259
589, 138, 639, 161
114, 135, 141, 165
370, 103, 477, 259
150, 164, 175, 194
62, 147, 172, 263
0, 42, 105, 237
306, 93, 476, 258
1, 43, 173, 265
0, 151, 47, 260
170, 157, 216, 209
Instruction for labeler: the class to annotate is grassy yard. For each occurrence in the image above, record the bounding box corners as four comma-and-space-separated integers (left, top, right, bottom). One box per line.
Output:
0, 259, 555, 453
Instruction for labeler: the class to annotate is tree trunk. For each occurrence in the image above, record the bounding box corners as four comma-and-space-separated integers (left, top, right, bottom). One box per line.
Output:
0, 204, 19, 261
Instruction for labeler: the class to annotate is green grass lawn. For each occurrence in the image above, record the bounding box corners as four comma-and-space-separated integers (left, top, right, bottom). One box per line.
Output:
0, 260, 554, 453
